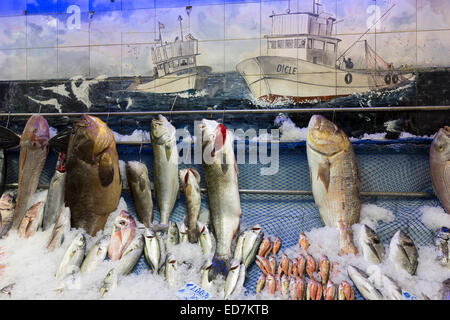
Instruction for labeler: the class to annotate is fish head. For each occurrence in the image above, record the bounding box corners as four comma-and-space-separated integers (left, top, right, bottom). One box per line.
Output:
0, 193, 15, 207
21, 115, 50, 149
73, 233, 86, 248
197, 221, 209, 236
431, 126, 450, 160
179, 168, 201, 188
200, 119, 231, 158
307, 115, 350, 156
392, 230, 417, 258
113, 210, 136, 236
229, 259, 240, 271
150, 115, 175, 145
144, 227, 156, 239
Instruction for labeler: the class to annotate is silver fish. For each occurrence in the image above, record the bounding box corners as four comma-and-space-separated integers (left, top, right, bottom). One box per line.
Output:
201, 260, 213, 289
388, 230, 419, 275
306, 115, 360, 255
347, 265, 383, 300
429, 126, 450, 214
198, 221, 214, 256
359, 224, 384, 264
243, 230, 264, 269
100, 268, 118, 297
55, 233, 86, 280
144, 228, 160, 273
167, 221, 180, 246
165, 253, 177, 288
179, 222, 189, 243
0, 192, 15, 238
242, 225, 262, 264
200, 120, 241, 276
151, 115, 179, 230
18, 201, 45, 238
156, 231, 166, 270
116, 234, 144, 276
381, 273, 403, 300
435, 226, 450, 268
224, 259, 241, 299
80, 235, 110, 273
46, 206, 71, 252
179, 168, 202, 243
233, 231, 245, 263
42, 152, 66, 231
126, 161, 153, 227
231, 264, 246, 297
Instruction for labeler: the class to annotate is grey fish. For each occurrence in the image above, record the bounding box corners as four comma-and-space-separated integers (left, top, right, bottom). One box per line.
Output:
200, 120, 242, 276
243, 230, 264, 269
150, 115, 179, 231
144, 228, 160, 273
223, 259, 241, 300
116, 234, 144, 276
359, 224, 384, 264
42, 152, 66, 231
0, 192, 15, 238
80, 235, 110, 273
55, 233, 86, 280
435, 226, 450, 268
167, 221, 180, 246
100, 268, 118, 297
198, 221, 214, 256
179, 168, 202, 243
46, 206, 71, 252
165, 253, 177, 287
126, 161, 153, 227
18, 201, 45, 238
429, 126, 450, 214
306, 115, 360, 255
388, 230, 419, 275
347, 265, 383, 300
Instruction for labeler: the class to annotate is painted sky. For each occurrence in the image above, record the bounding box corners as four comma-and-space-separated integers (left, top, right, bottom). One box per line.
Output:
0, 0, 449, 80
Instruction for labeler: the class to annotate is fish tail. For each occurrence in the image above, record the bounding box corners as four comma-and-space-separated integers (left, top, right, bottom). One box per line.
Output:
338, 222, 358, 255
187, 228, 199, 243
210, 255, 231, 279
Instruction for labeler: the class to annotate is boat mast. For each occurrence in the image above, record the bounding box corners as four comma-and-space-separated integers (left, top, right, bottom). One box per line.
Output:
178, 15, 184, 41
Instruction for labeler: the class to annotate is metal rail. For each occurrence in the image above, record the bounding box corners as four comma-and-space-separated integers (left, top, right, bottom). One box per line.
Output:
3, 183, 434, 198
0, 105, 448, 118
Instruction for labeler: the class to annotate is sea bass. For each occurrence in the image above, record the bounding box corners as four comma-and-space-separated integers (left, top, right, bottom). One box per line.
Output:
150, 115, 179, 230
108, 211, 136, 261
179, 168, 201, 243
126, 161, 153, 227
306, 115, 360, 255
429, 126, 450, 214
200, 119, 241, 276
18, 201, 45, 238
388, 230, 419, 275
46, 206, 71, 252
42, 152, 66, 231
80, 235, 109, 273
359, 224, 384, 264
0, 193, 15, 238
65, 115, 121, 236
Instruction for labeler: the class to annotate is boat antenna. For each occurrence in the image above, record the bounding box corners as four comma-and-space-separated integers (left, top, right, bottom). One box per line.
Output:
336, 3, 396, 62
177, 15, 184, 42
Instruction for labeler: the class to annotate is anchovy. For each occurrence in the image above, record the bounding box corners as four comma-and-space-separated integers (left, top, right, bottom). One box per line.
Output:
126, 161, 153, 227
179, 168, 202, 243
80, 235, 109, 273
359, 224, 384, 264
46, 206, 71, 252
388, 230, 419, 275
18, 201, 45, 238
143, 228, 160, 273
55, 233, 86, 280
347, 265, 383, 300
0, 192, 15, 238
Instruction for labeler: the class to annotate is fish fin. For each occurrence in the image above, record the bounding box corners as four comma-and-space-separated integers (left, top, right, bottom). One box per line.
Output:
209, 255, 230, 279
0, 126, 20, 149
48, 127, 72, 153
98, 153, 114, 187
317, 161, 330, 191
164, 144, 172, 162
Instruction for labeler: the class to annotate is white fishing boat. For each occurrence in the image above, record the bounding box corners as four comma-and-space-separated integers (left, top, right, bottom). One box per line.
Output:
128, 17, 211, 94
236, 1, 413, 103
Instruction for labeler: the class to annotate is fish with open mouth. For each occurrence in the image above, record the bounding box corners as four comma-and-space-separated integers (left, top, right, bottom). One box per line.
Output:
150, 115, 179, 231
388, 230, 419, 275
359, 224, 384, 264
46, 206, 71, 252
42, 152, 67, 231
347, 265, 383, 300
126, 161, 153, 227
55, 233, 86, 280
108, 211, 136, 261
0, 192, 15, 238
200, 119, 242, 276
80, 235, 110, 273
306, 115, 360, 255
429, 126, 450, 214
18, 201, 45, 238
179, 168, 202, 243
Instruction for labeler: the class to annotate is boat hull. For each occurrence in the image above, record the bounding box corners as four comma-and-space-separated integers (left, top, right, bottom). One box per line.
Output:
236, 56, 411, 102
129, 66, 212, 94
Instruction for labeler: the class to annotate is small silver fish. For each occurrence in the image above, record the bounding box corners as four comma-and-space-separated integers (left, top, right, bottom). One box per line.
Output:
55, 233, 86, 280
388, 230, 419, 275
231, 264, 246, 297
359, 224, 384, 264
198, 221, 214, 256
381, 273, 403, 300
242, 225, 262, 264
46, 206, 71, 252
116, 234, 144, 276
80, 235, 110, 273
233, 231, 245, 263
100, 268, 118, 297
243, 230, 264, 269
167, 221, 180, 246
224, 259, 241, 300
144, 228, 160, 273
347, 265, 383, 300
165, 253, 177, 287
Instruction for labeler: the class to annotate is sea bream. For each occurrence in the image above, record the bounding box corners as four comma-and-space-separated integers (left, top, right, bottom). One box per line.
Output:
42, 152, 67, 231
0, 192, 15, 238
359, 224, 384, 264
46, 206, 71, 252
150, 115, 179, 230
126, 161, 153, 227
64, 115, 121, 236
200, 119, 242, 276
18, 201, 45, 238
179, 168, 202, 243
429, 126, 450, 214
306, 115, 360, 255
388, 230, 419, 275
108, 211, 136, 261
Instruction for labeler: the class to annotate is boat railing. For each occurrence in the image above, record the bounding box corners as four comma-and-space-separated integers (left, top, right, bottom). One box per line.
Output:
151, 39, 198, 64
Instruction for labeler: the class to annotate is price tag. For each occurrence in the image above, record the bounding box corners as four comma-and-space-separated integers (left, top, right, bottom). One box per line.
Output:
176, 282, 211, 300
402, 290, 418, 300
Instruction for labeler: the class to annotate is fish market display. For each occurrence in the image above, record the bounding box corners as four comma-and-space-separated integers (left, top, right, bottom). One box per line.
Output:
388, 230, 419, 275
55, 233, 86, 280
429, 126, 450, 214
108, 210, 136, 261
347, 265, 383, 300
126, 161, 153, 227
18, 201, 45, 238
0, 192, 15, 238
435, 226, 450, 268
359, 224, 384, 264
179, 168, 201, 243
144, 228, 160, 273
46, 207, 71, 252
200, 119, 242, 275
42, 152, 66, 231
150, 115, 179, 230
65, 115, 121, 236
80, 235, 110, 273
306, 115, 360, 255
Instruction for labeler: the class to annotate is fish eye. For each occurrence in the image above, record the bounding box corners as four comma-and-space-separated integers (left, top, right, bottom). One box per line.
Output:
438, 145, 444, 151
372, 238, 381, 244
